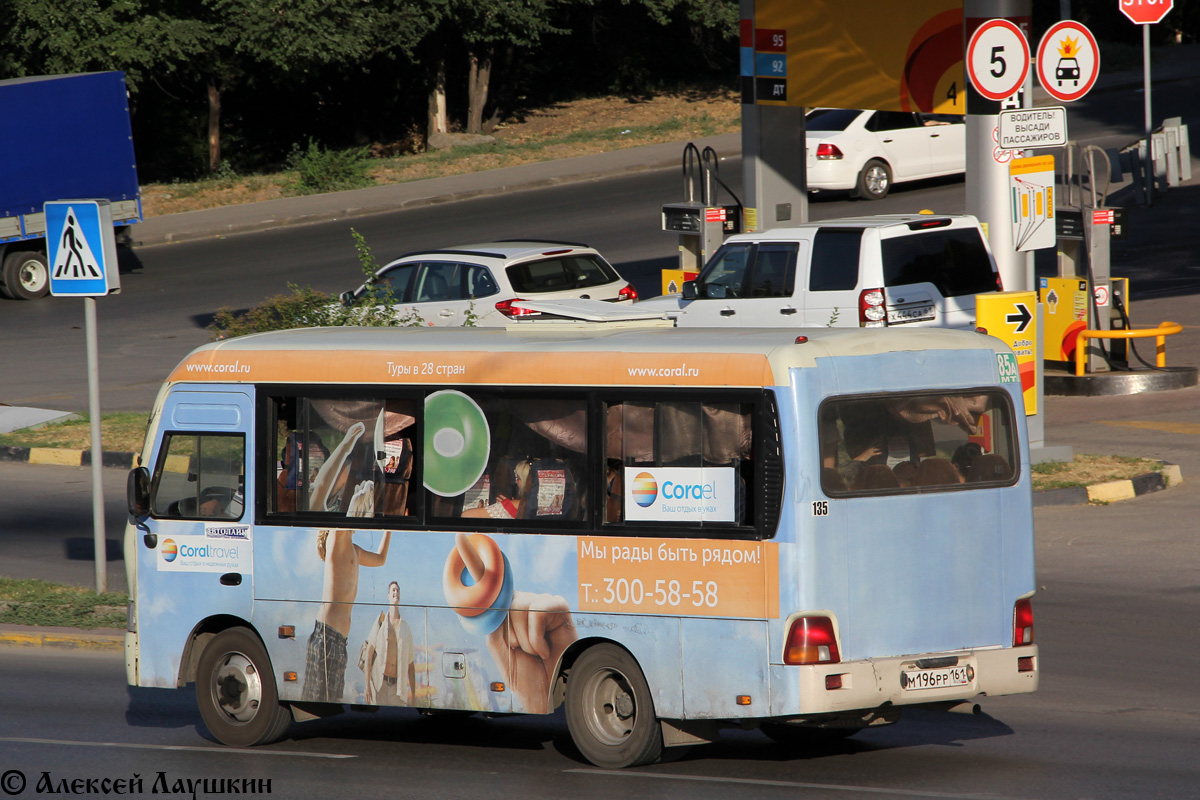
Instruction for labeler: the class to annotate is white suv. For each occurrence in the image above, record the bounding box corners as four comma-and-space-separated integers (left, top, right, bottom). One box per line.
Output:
342, 240, 637, 326
635, 214, 1002, 329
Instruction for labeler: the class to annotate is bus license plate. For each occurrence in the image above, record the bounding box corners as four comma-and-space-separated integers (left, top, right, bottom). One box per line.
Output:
902, 665, 971, 691
888, 305, 935, 324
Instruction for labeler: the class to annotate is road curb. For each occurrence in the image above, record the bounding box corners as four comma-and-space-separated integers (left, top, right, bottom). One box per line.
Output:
0, 444, 136, 470
1033, 463, 1182, 507
0, 626, 124, 652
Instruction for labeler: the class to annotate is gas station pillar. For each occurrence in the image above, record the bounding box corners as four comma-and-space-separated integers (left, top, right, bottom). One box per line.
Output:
739, 0, 808, 232
964, 0, 1034, 293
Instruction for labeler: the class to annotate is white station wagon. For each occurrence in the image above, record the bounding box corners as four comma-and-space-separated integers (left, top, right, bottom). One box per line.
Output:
635, 214, 1003, 330
342, 240, 637, 326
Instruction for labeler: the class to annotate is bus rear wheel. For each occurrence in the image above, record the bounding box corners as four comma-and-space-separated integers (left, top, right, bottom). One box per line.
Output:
196, 627, 291, 747
565, 644, 663, 768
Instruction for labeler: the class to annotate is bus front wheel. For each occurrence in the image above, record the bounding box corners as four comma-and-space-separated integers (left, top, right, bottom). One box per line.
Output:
565, 644, 663, 768
196, 627, 291, 747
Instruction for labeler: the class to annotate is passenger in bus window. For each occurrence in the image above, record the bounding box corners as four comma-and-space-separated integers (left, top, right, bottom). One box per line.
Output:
967, 453, 1013, 483
916, 457, 964, 487
951, 442, 984, 478
892, 460, 918, 487
302, 529, 391, 702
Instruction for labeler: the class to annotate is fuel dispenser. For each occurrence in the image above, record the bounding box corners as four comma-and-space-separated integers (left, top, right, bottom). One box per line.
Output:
660, 143, 742, 295
1041, 144, 1127, 373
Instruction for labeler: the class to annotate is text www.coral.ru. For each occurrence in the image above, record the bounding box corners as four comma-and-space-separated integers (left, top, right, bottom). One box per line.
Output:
185, 360, 251, 374
628, 363, 699, 378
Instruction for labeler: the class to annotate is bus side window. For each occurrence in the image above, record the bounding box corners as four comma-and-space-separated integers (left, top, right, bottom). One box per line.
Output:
605, 399, 754, 527
150, 433, 245, 520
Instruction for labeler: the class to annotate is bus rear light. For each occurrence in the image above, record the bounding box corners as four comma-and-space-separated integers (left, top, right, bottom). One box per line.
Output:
784, 616, 841, 665
815, 143, 843, 160
825, 674, 844, 690
1014, 598, 1034, 646
859, 288, 887, 327
617, 284, 638, 302
1018, 656, 1035, 673
495, 298, 540, 318
994, 270, 1005, 292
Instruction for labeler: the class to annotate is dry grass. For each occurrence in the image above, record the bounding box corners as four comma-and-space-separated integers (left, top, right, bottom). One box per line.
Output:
141, 89, 741, 217
0, 412, 149, 454
1031, 454, 1162, 491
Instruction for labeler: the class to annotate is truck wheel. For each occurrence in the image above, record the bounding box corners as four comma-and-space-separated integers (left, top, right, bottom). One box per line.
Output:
1, 251, 50, 300
196, 627, 291, 747
853, 159, 892, 200
565, 644, 663, 768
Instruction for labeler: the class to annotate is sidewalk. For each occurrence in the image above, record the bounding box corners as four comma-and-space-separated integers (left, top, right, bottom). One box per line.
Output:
133, 132, 742, 247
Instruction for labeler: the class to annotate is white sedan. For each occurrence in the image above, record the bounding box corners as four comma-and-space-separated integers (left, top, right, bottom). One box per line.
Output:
341, 240, 637, 326
805, 108, 965, 200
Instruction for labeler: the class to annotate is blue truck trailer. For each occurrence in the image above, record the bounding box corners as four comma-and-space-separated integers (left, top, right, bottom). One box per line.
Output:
0, 71, 141, 300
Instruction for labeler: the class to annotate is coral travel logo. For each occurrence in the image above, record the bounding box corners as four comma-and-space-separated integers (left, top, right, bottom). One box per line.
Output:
632, 472, 658, 507
161, 539, 178, 562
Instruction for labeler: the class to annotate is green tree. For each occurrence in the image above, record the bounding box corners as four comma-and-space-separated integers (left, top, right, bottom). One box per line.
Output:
196, 0, 438, 172
0, 0, 204, 91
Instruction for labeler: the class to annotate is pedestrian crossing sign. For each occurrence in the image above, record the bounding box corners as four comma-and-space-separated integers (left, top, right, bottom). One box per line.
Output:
45, 200, 121, 296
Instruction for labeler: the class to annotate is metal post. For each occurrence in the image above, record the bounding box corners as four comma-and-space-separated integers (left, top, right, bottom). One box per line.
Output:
964, 1, 1034, 293
1143, 24, 1154, 206
85, 297, 107, 594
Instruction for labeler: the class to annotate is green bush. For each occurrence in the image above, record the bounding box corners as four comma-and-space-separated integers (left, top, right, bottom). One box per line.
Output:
286, 138, 374, 195
207, 229, 424, 340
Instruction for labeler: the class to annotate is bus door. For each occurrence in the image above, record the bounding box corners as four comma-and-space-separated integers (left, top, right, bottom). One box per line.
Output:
133, 388, 253, 687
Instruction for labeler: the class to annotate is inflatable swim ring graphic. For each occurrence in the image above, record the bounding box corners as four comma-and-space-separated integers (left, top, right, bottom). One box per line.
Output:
443, 533, 513, 635
423, 390, 490, 497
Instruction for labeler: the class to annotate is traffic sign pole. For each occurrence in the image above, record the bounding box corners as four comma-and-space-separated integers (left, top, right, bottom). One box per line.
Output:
1120, 1, 1175, 206
85, 297, 107, 594
45, 199, 119, 595
1143, 23, 1154, 205
964, 1, 1034, 293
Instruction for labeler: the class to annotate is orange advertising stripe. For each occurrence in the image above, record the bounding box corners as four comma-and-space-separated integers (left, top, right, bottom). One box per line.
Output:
576, 537, 780, 619
170, 350, 776, 388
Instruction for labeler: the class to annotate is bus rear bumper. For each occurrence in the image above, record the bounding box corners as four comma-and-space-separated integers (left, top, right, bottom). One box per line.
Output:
772, 645, 1038, 717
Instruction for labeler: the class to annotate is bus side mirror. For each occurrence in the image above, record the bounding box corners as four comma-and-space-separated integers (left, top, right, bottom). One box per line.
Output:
682, 281, 698, 300
127, 467, 151, 518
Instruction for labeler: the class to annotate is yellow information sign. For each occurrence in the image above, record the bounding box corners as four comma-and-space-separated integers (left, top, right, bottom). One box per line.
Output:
1038, 277, 1088, 364
661, 268, 697, 297
977, 291, 1038, 415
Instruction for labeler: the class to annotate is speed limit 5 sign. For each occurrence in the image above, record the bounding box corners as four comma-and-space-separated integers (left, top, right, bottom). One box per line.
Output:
967, 19, 1031, 101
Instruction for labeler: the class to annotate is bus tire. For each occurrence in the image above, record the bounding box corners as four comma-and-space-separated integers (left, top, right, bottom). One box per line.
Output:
1, 250, 50, 300
196, 627, 291, 747
565, 643, 663, 768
